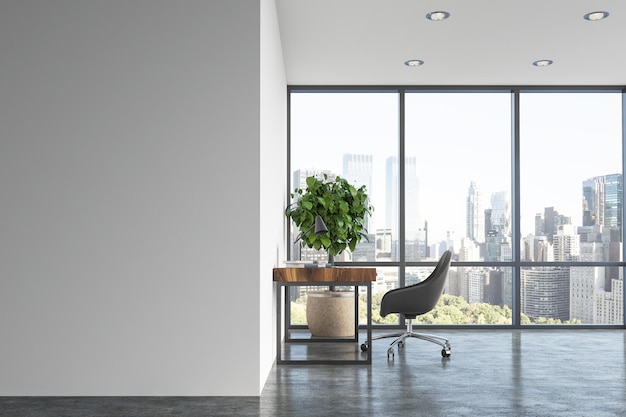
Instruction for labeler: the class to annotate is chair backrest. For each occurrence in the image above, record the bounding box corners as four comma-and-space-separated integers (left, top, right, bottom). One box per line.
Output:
380, 250, 452, 318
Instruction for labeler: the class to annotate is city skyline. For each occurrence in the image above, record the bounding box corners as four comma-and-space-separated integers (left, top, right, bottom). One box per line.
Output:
290, 91, 622, 245
292, 156, 621, 254
289, 90, 624, 325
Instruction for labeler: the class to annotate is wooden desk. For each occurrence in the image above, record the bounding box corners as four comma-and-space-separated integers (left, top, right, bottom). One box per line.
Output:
274, 267, 376, 365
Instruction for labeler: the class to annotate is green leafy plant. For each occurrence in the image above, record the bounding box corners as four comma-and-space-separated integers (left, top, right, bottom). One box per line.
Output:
285, 174, 374, 260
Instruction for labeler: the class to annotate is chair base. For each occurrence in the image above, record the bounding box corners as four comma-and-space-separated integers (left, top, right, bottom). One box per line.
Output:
361, 319, 451, 359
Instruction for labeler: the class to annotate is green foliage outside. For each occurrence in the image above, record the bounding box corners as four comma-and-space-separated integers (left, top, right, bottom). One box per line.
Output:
291, 293, 582, 325
291, 295, 307, 325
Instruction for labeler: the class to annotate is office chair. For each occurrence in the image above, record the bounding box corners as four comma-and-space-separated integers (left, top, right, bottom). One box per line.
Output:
360, 250, 452, 359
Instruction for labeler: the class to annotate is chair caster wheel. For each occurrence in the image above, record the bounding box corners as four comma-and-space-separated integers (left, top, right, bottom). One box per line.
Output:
441, 348, 451, 358
360, 343, 368, 352
398, 341, 404, 348
387, 348, 395, 359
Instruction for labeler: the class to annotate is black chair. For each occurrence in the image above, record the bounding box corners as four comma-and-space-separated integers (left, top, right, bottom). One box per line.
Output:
361, 250, 452, 359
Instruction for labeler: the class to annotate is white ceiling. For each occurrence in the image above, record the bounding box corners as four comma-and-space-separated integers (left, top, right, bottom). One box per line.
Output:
275, 0, 626, 86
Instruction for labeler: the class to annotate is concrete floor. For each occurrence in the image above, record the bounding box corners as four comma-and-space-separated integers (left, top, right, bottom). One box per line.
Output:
2, 329, 625, 416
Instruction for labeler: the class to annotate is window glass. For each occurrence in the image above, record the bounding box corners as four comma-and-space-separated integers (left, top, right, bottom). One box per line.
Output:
520, 92, 622, 262
520, 91, 623, 325
288, 89, 624, 327
289, 91, 399, 325
405, 92, 513, 262
412, 266, 513, 325
404, 92, 514, 321
290, 91, 399, 263
521, 266, 623, 325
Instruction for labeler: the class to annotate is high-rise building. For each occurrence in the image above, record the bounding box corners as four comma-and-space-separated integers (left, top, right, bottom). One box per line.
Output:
404, 157, 421, 240
385, 157, 398, 235
292, 168, 334, 193
521, 267, 570, 322
602, 227, 622, 290
582, 177, 605, 226
534, 213, 545, 236
480, 191, 511, 264
385, 156, 422, 258
570, 241, 605, 324
466, 181, 484, 243
541, 207, 571, 244
484, 208, 493, 235
523, 235, 552, 262
343, 153, 373, 192
553, 224, 580, 262
459, 237, 480, 261
375, 228, 392, 261
467, 269, 486, 303
582, 173, 622, 229
595, 278, 624, 325
581, 174, 623, 290
490, 191, 511, 236
485, 230, 500, 262
343, 153, 374, 246
604, 173, 623, 230
484, 269, 504, 306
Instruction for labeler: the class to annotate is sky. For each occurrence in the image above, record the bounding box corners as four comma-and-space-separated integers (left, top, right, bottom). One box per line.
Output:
290, 90, 622, 245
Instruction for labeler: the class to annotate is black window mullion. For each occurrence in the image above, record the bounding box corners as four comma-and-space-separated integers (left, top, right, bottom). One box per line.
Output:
512, 89, 521, 327
622, 88, 626, 327
398, 89, 406, 326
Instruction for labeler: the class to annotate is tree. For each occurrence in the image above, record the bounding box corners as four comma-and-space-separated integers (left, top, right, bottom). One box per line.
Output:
356, 293, 583, 325
290, 297, 308, 325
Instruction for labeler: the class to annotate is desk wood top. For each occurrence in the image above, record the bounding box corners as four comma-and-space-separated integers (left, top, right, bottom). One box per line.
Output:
273, 267, 376, 283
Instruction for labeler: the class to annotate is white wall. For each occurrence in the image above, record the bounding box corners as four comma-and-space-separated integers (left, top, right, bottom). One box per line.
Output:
0, 0, 282, 396
259, 0, 288, 389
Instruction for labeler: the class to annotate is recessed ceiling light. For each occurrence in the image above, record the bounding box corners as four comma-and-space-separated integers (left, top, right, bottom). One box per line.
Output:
426, 11, 450, 21
532, 59, 553, 67
584, 11, 609, 21
404, 59, 424, 67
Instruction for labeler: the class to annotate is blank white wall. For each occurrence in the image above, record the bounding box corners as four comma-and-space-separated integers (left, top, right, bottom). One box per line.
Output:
259, 0, 287, 389
0, 0, 277, 396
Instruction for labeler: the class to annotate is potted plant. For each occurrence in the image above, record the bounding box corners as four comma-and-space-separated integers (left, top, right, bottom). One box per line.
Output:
285, 173, 373, 265
285, 173, 373, 337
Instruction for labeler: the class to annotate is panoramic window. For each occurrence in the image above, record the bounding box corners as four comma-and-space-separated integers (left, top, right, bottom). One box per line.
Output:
288, 88, 624, 327
519, 91, 623, 325
405, 91, 513, 324
288, 90, 399, 324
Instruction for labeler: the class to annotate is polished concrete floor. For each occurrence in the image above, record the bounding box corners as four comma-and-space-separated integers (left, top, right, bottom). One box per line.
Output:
2, 329, 625, 416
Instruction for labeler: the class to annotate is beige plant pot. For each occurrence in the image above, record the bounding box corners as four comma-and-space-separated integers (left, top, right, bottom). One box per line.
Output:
306, 290, 355, 337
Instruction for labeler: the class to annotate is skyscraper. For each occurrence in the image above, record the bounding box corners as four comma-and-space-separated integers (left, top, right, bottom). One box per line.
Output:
467, 268, 486, 304
386, 156, 422, 249
542, 207, 570, 244
521, 267, 570, 322
385, 157, 398, 238
553, 224, 580, 262
466, 181, 484, 243
595, 278, 624, 325
581, 173, 622, 290
570, 241, 605, 323
582, 173, 623, 229
490, 191, 511, 237
343, 154, 373, 197
604, 173, 623, 230
582, 177, 604, 226
343, 153, 374, 236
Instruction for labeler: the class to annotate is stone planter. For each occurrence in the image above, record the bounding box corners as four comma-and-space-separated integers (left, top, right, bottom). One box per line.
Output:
306, 290, 355, 337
